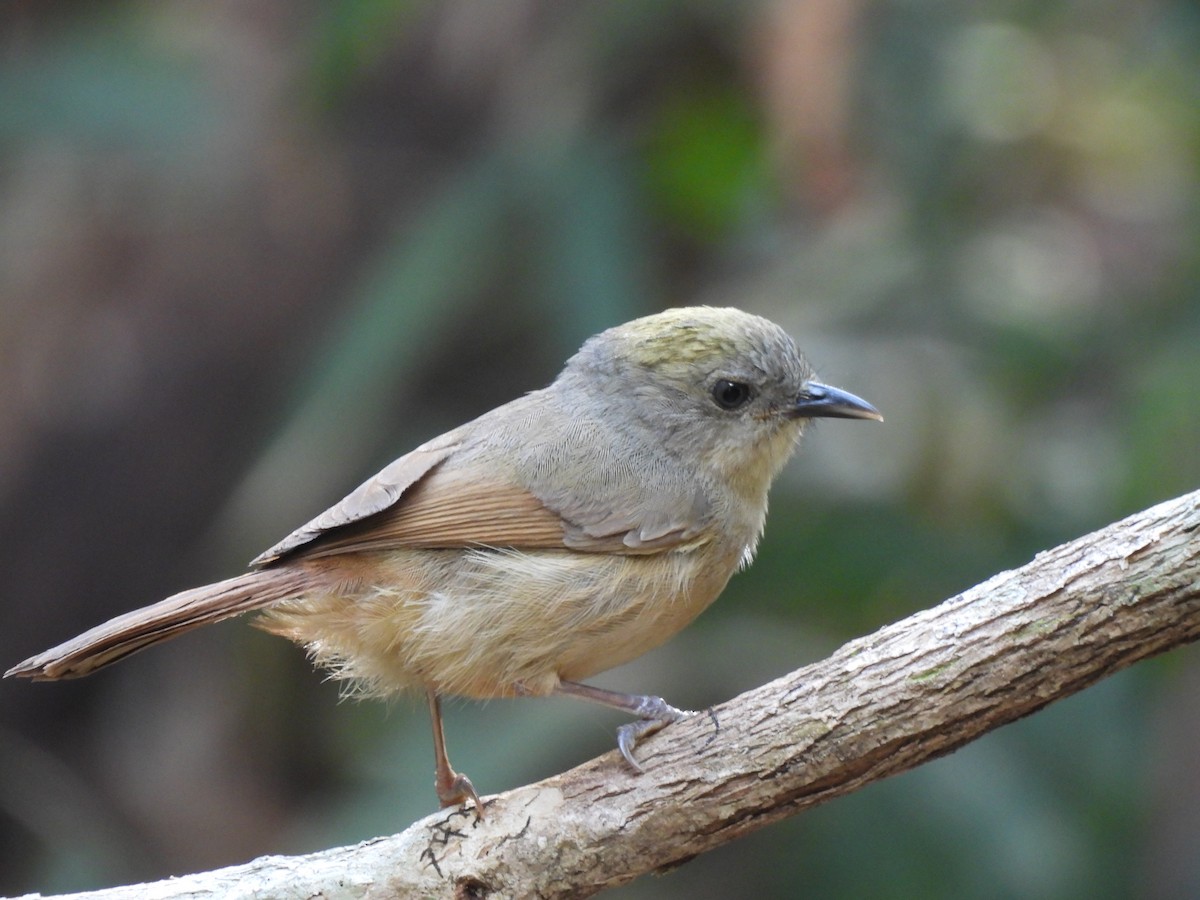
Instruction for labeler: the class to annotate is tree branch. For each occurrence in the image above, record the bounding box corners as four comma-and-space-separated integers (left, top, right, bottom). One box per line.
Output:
13, 490, 1200, 900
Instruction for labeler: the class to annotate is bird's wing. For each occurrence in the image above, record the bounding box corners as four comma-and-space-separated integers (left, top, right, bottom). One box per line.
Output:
252, 428, 712, 566
250, 430, 469, 565
537, 476, 714, 553
255, 462, 570, 563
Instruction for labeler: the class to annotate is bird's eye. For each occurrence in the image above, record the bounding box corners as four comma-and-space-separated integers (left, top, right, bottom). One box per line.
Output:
711, 379, 754, 410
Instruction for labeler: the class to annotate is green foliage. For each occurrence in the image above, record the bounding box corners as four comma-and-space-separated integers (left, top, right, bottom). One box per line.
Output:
644, 82, 773, 240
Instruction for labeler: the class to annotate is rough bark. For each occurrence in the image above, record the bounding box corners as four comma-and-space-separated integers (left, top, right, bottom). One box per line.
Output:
12, 489, 1200, 900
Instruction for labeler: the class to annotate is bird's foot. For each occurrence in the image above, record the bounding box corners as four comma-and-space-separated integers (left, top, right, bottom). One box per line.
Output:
615, 701, 693, 772
435, 766, 483, 819
553, 680, 694, 772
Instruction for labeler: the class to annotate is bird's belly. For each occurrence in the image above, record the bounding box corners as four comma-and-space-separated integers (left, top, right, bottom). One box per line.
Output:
261, 544, 740, 701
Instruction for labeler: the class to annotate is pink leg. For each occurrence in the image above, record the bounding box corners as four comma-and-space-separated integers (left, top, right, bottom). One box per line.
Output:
427, 688, 483, 818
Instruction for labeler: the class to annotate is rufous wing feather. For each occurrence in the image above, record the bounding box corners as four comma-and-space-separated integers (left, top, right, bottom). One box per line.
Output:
272, 465, 569, 559
251, 432, 463, 566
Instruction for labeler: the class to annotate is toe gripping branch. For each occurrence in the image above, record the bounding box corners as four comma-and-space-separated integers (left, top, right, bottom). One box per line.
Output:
555, 680, 693, 771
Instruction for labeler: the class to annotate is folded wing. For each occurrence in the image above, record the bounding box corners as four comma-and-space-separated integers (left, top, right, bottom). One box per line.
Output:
252, 427, 712, 565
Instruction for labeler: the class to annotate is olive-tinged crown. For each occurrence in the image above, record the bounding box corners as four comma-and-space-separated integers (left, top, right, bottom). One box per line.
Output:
569, 306, 810, 389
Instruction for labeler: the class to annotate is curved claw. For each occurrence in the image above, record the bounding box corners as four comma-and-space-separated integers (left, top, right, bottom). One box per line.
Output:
615, 720, 655, 771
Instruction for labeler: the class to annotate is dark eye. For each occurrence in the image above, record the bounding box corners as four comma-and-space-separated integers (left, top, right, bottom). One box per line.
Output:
711, 379, 754, 410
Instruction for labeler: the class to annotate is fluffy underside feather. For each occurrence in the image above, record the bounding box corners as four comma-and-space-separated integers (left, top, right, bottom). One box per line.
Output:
259, 541, 739, 701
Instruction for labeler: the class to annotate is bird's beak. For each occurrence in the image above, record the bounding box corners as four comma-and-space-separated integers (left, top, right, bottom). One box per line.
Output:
790, 382, 883, 421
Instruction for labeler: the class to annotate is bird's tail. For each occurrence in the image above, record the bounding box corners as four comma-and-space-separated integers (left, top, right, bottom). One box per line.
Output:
5, 568, 316, 680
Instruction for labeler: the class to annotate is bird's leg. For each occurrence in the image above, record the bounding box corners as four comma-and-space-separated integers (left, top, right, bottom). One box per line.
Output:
426, 688, 482, 818
554, 680, 694, 772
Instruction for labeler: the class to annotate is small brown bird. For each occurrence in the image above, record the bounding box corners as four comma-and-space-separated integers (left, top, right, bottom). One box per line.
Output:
6, 306, 880, 814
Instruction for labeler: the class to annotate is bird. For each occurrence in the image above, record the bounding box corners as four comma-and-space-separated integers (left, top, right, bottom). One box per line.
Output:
6, 306, 881, 815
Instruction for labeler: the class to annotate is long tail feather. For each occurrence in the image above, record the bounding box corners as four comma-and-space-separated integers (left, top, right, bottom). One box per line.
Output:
5, 569, 315, 680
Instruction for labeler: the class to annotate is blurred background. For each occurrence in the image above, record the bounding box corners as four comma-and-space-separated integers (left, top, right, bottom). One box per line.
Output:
1, 2, 1198, 897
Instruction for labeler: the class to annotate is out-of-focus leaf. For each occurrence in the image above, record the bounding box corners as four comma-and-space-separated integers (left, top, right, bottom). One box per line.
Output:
643, 83, 773, 240
307, 0, 428, 104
